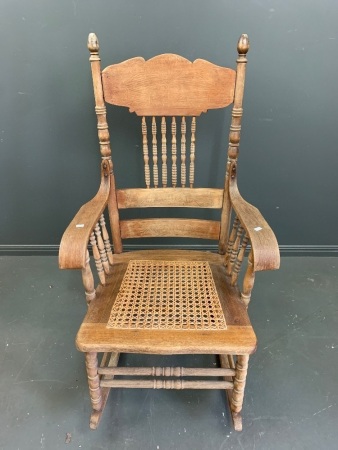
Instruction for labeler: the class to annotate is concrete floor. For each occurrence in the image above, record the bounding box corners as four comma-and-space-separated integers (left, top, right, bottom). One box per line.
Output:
0, 256, 337, 450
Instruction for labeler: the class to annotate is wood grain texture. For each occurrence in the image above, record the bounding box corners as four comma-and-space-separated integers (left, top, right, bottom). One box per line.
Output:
90, 231, 106, 286
59, 165, 110, 270
75, 249, 257, 355
220, 354, 243, 431
82, 250, 96, 304
88, 33, 111, 158
241, 250, 255, 306
231, 354, 249, 414
60, 33, 280, 432
99, 214, 114, 265
90, 352, 120, 429
117, 188, 223, 209
98, 366, 236, 377
85, 352, 102, 411
161, 117, 167, 187
181, 117, 186, 187
87, 34, 122, 254
102, 54, 236, 116
189, 117, 196, 187
112, 249, 224, 264
107, 165, 123, 254
77, 324, 256, 355
229, 162, 280, 272
100, 379, 233, 390
120, 218, 220, 240
219, 34, 250, 253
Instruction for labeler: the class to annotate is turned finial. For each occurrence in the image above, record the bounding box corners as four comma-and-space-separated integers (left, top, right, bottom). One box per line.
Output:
88, 33, 99, 53
237, 34, 249, 55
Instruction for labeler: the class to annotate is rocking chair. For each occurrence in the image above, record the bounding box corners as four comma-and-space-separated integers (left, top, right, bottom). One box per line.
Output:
59, 33, 280, 431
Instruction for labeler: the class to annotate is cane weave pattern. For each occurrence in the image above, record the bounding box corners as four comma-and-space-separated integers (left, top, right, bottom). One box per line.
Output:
107, 260, 226, 330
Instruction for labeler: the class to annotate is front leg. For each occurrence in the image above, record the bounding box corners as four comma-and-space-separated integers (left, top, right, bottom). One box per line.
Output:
85, 352, 103, 412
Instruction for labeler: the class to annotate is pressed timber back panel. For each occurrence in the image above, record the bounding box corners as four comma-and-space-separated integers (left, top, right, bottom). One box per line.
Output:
101, 54, 236, 116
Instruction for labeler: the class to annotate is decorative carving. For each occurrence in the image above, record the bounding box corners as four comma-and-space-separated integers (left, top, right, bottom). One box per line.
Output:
81, 250, 96, 304
181, 117, 186, 187
100, 379, 233, 390
99, 214, 114, 265
219, 34, 250, 253
227, 34, 250, 163
88, 34, 111, 159
101, 54, 236, 116
152, 117, 158, 188
225, 217, 240, 268
85, 352, 102, 411
95, 223, 110, 274
228, 224, 244, 275
87, 33, 100, 53
90, 231, 106, 285
142, 117, 150, 188
231, 234, 249, 285
237, 33, 250, 55
98, 366, 235, 377
231, 354, 249, 413
161, 117, 167, 187
87, 33, 122, 254
241, 250, 255, 306
171, 117, 177, 187
189, 117, 196, 188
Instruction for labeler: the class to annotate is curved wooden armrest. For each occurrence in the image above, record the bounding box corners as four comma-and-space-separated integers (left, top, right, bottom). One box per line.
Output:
59, 172, 110, 270
229, 164, 280, 273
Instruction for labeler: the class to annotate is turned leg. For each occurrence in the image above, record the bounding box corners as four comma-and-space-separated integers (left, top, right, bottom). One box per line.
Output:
230, 354, 249, 430
90, 352, 120, 430
85, 352, 102, 412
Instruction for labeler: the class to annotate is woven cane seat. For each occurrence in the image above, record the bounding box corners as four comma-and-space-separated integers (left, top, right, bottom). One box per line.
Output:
107, 260, 227, 331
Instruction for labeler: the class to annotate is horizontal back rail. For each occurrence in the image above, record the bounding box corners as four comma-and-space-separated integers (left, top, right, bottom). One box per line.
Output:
102, 54, 236, 116
117, 188, 224, 209
120, 218, 220, 240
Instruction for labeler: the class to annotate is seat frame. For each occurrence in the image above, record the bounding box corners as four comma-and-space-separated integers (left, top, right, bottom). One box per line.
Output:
59, 33, 280, 432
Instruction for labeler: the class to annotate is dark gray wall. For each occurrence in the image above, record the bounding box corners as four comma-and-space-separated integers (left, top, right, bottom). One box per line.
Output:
1, 0, 338, 253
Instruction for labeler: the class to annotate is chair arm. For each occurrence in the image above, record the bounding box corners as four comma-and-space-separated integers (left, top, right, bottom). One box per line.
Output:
229, 162, 280, 273
59, 171, 110, 270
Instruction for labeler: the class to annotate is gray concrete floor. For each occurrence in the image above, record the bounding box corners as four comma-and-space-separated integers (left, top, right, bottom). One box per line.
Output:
0, 256, 337, 450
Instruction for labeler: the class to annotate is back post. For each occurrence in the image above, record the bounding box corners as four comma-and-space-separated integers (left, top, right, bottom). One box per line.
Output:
219, 34, 249, 254
87, 33, 122, 254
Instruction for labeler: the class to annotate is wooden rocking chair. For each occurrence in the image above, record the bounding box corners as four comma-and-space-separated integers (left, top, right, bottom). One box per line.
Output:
59, 33, 280, 431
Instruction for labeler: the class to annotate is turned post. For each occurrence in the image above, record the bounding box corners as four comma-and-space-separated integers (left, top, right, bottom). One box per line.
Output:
99, 214, 114, 265
142, 117, 150, 188
88, 33, 122, 254
85, 352, 102, 411
231, 234, 249, 285
82, 250, 96, 304
94, 223, 110, 274
152, 117, 158, 188
161, 117, 167, 187
219, 34, 249, 254
90, 231, 106, 285
231, 354, 249, 414
171, 117, 177, 187
241, 250, 255, 306
189, 117, 196, 188
225, 217, 240, 268
181, 117, 186, 187
226, 224, 244, 275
